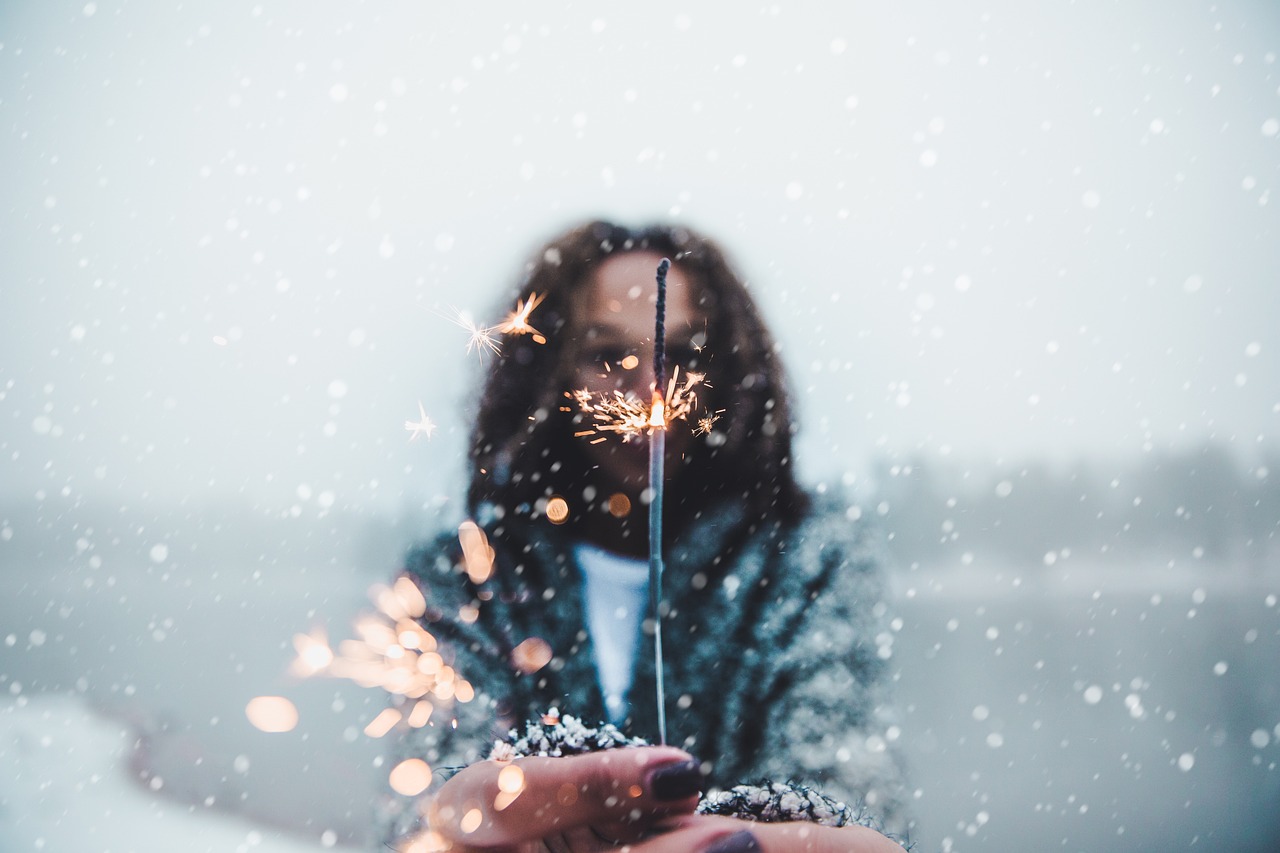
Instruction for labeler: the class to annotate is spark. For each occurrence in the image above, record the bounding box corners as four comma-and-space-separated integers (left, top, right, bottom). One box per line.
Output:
693, 409, 725, 436
568, 366, 704, 443
292, 566, 478, 735
388, 758, 433, 797
245, 696, 299, 733
404, 402, 437, 441
290, 628, 334, 677
364, 708, 403, 738
458, 520, 495, 583
494, 763, 526, 811
496, 292, 546, 342
511, 637, 553, 674
450, 309, 502, 360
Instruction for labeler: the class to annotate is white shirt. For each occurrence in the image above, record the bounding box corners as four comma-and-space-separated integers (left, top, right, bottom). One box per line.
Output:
573, 542, 649, 724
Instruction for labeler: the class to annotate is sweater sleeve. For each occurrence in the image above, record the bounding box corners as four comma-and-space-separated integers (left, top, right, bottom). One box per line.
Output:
737, 506, 910, 835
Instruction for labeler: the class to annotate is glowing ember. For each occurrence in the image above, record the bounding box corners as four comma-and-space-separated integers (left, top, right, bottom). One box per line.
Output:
364, 708, 403, 738
495, 291, 546, 339
407, 698, 434, 728
607, 492, 632, 518
511, 637, 553, 674
494, 763, 526, 811
402, 830, 450, 853
497, 763, 525, 792
693, 409, 724, 436
459, 808, 484, 834
393, 576, 427, 617
244, 696, 299, 733
293, 572, 474, 708
290, 629, 334, 677
458, 520, 494, 583
388, 758, 433, 797
545, 496, 569, 524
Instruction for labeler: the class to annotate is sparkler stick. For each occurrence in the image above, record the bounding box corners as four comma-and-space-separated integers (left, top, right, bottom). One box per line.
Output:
649, 258, 670, 746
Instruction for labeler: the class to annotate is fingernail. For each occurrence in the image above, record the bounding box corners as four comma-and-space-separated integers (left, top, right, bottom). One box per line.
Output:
704, 829, 762, 853
647, 759, 703, 800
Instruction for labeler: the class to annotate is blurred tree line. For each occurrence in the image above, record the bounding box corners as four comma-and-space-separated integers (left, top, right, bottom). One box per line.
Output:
872, 442, 1279, 571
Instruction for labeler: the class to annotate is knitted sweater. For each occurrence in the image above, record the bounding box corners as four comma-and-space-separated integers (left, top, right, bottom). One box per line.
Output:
385, 496, 909, 839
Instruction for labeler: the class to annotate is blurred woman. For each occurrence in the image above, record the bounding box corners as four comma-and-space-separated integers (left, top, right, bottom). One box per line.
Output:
391, 221, 907, 851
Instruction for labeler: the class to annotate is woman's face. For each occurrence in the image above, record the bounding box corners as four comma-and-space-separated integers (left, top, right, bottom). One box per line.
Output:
568, 251, 708, 491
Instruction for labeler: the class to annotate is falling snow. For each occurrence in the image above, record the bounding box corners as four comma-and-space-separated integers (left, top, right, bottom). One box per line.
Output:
3, 2, 1279, 852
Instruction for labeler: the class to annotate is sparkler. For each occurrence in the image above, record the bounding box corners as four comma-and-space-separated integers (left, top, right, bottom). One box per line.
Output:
648, 258, 671, 745
565, 257, 697, 745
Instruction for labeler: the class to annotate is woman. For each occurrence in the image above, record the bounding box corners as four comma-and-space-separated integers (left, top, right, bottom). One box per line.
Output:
390, 221, 908, 851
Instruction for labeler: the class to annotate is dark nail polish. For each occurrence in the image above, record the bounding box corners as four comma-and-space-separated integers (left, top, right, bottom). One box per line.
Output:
704, 829, 762, 853
648, 759, 703, 800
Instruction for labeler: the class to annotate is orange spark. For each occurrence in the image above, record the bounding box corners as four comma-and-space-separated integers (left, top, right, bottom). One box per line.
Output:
388, 758, 433, 797
693, 409, 725, 436
511, 637, 553, 674
245, 696, 299, 733
569, 366, 703, 443
364, 708, 403, 738
496, 292, 546, 339
294, 574, 476, 739
290, 629, 334, 676
544, 496, 569, 524
458, 520, 494, 583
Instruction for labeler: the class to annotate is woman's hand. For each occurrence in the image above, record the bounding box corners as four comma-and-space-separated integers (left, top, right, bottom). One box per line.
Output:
420, 747, 902, 852
424, 746, 703, 852
618, 815, 904, 853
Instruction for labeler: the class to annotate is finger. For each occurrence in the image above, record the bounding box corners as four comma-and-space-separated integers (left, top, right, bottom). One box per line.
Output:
621, 815, 905, 853
428, 746, 704, 847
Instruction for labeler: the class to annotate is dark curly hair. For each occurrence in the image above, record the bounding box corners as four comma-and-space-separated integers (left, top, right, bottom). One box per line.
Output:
467, 220, 808, 542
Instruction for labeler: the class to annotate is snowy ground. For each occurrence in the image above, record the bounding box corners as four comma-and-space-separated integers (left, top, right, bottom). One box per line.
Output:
2, 503, 1278, 852
0, 695, 331, 853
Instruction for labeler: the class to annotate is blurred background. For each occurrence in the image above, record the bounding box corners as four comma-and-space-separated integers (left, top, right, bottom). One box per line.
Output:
1, 1, 1277, 851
